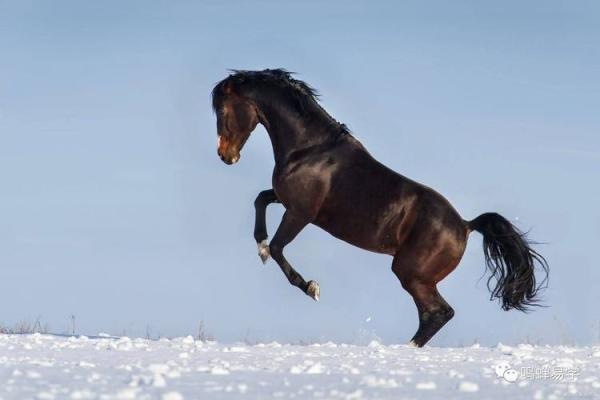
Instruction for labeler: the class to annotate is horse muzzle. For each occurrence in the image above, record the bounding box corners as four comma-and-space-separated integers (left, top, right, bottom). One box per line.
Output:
219, 152, 240, 165
217, 135, 240, 165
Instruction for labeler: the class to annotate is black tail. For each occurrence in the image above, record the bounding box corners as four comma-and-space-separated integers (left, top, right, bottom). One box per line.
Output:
468, 212, 549, 312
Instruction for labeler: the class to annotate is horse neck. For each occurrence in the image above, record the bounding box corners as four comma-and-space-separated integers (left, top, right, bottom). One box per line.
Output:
257, 102, 339, 165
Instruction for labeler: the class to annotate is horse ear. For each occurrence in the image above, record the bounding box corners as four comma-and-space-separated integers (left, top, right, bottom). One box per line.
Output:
223, 81, 233, 95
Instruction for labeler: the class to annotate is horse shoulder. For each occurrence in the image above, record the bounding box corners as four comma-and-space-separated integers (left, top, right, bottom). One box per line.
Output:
272, 154, 337, 220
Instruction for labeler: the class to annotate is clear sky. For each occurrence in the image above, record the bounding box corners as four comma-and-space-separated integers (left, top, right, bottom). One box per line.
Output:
1, 1, 598, 345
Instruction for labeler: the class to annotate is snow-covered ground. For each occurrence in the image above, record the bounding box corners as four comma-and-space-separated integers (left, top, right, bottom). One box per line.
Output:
0, 334, 598, 400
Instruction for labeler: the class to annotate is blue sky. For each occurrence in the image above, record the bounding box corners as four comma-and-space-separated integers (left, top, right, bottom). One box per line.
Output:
0, 1, 598, 345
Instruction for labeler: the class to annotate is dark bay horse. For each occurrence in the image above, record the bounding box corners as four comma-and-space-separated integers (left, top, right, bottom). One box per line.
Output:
211, 69, 548, 347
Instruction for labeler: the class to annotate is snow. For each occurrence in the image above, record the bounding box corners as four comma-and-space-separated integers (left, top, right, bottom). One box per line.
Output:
458, 381, 479, 392
0, 334, 598, 399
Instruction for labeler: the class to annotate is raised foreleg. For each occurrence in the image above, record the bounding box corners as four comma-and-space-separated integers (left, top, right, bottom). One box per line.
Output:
269, 211, 320, 301
253, 189, 279, 263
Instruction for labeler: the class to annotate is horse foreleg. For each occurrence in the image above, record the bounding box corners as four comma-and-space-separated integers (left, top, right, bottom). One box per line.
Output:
269, 211, 319, 301
253, 189, 279, 263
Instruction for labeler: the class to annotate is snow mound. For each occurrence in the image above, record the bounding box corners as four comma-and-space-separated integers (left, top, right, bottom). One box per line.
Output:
0, 334, 597, 399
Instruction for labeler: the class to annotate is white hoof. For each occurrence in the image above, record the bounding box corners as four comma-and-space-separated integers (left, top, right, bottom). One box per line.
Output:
408, 340, 419, 348
257, 240, 270, 264
306, 280, 320, 301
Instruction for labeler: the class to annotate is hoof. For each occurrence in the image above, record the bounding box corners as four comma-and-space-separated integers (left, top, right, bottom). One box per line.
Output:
257, 240, 270, 264
306, 280, 320, 301
407, 340, 419, 348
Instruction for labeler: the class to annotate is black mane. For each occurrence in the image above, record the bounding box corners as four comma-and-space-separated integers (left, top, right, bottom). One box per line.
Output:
212, 69, 349, 133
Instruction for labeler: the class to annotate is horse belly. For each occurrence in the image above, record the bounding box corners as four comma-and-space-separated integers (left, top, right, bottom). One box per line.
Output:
313, 201, 402, 255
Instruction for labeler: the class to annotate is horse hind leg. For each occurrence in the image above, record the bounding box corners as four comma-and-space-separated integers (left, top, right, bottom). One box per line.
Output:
408, 285, 454, 348
392, 252, 458, 347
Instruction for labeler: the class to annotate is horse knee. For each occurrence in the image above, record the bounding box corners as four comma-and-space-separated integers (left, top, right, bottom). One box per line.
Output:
254, 190, 276, 208
269, 243, 283, 259
254, 191, 269, 208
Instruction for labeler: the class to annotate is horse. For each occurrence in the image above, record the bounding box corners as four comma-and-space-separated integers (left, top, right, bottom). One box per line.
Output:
211, 68, 549, 347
